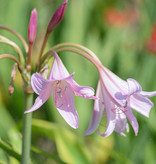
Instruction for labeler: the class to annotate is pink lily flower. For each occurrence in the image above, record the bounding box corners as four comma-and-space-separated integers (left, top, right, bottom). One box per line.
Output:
85, 66, 156, 137
25, 51, 95, 129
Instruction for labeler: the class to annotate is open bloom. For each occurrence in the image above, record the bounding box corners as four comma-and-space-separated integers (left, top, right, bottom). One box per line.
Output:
85, 65, 156, 137
25, 51, 95, 129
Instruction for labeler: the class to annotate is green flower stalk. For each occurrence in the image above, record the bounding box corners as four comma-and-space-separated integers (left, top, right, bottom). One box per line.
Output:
0, 1, 69, 163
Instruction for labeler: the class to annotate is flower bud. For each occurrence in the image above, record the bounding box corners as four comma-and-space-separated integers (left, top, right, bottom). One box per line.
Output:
47, 0, 68, 33
8, 63, 17, 95
28, 8, 37, 44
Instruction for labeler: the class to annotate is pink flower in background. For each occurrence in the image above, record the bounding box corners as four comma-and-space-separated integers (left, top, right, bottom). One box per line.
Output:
25, 51, 95, 129
85, 66, 156, 137
28, 8, 37, 44
146, 25, 156, 54
104, 7, 139, 27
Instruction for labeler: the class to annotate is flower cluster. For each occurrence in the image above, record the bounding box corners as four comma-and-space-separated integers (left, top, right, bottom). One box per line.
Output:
24, 0, 156, 137
1, 0, 156, 138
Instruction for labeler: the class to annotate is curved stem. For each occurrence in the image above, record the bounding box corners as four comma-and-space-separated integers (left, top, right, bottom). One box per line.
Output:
0, 54, 23, 72
51, 43, 102, 64
0, 138, 21, 161
21, 92, 33, 164
0, 35, 25, 66
55, 48, 101, 70
0, 25, 28, 53
39, 47, 101, 73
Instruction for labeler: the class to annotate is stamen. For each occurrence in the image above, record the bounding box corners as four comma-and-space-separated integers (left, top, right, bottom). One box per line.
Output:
57, 87, 63, 97
56, 80, 61, 84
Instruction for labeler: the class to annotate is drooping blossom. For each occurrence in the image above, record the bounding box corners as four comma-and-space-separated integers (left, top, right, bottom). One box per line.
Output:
28, 8, 37, 44
85, 65, 156, 137
25, 51, 96, 129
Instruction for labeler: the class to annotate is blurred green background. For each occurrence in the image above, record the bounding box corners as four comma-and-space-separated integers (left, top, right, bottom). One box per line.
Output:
0, 0, 156, 163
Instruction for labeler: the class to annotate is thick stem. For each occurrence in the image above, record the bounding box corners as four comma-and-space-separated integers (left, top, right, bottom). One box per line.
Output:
21, 92, 33, 164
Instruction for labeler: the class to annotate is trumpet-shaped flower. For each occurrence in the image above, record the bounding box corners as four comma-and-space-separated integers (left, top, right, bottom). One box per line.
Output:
25, 51, 95, 129
85, 66, 156, 137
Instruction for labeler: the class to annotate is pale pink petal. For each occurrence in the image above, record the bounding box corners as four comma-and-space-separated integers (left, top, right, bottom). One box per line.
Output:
31, 73, 52, 95
85, 81, 104, 135
97, 83, 116, 137
100, 68, 127, 107
127, 78, 142, 95
103, 67, 128, 94
114, 111, 127, 135
97, 110, 116, 137
52, 80, 79, 129
48, 51, 69, 80
24, 85, 52, 113
65, 73, 96, 99
124, 107, 139, 136
129, 94, 153, 117
140, 91, 156, 97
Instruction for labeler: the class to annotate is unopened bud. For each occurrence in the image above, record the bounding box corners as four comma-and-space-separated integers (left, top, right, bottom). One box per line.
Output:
28, 9, 37, 44
47, 0, 68, 33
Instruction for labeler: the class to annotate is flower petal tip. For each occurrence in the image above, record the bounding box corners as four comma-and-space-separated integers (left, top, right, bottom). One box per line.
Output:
70, 122, 79, 129
24, 110, 30, 114
84, 129, 92, 136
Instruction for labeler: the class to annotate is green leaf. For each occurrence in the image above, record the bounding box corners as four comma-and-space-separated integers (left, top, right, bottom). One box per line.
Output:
31, 146, 66, 164
55, 129, 92, 164
0, 104, 15, 139
32, 119, 92, 164
0, 138, 21, 161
